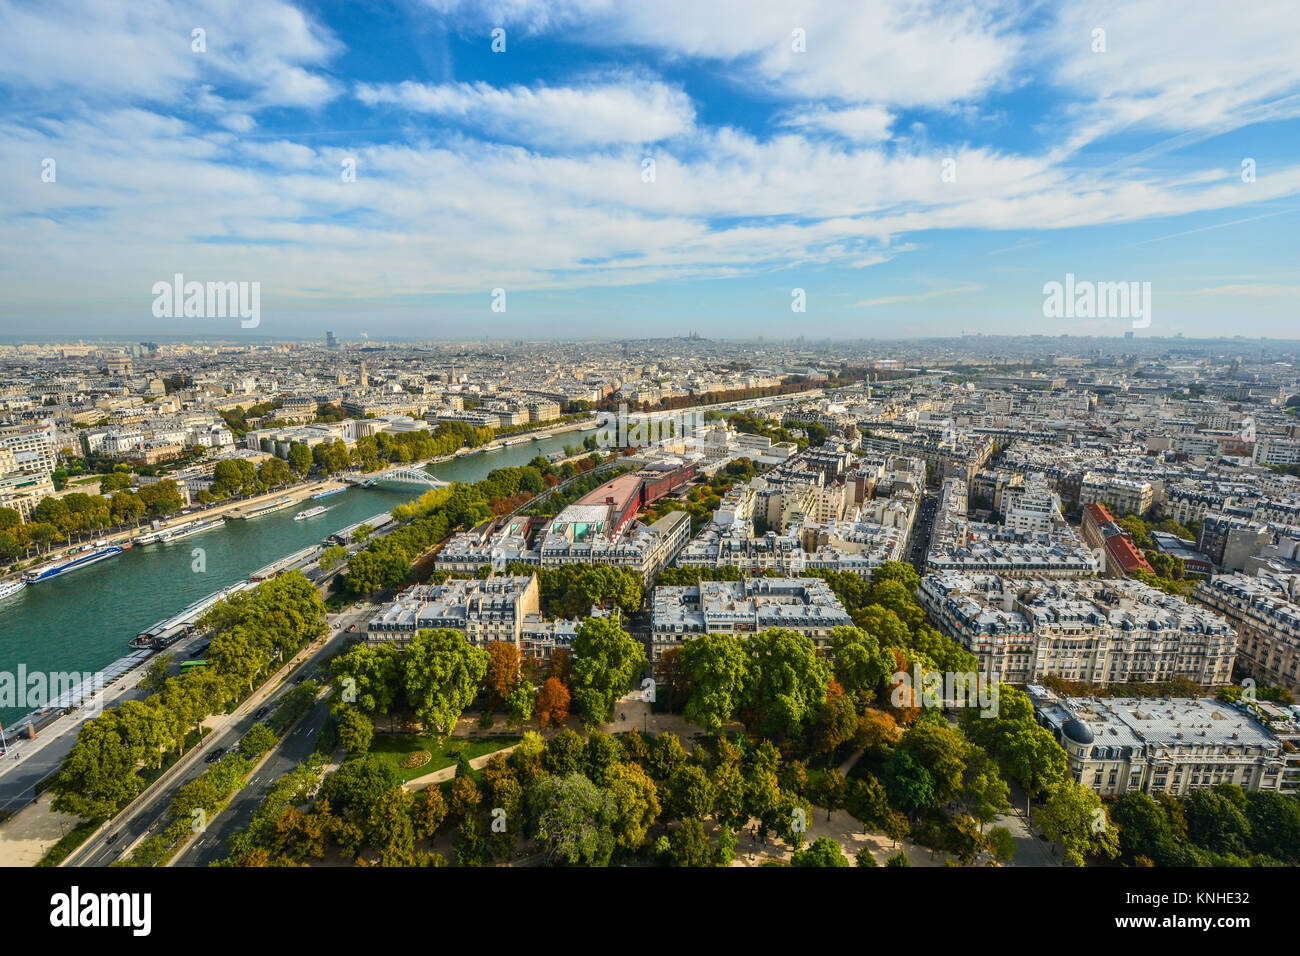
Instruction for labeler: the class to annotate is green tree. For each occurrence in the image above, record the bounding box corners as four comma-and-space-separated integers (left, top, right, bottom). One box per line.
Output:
791, 836, 850, 867
337, 707, 375, 754
679, 633, 750, 734
570, 616, 646, 729
1038, 780, 1120, 867
529, 772, 617, 866
402, 629, 489, 738
745, 628, 832, 740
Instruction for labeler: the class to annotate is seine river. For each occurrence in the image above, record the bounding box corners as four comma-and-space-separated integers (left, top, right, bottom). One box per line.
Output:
0, 427, 591, 726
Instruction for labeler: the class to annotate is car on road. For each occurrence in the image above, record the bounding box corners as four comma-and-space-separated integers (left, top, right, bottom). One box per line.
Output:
347, 624, 356, 632
105, 831, 119, 844
252, 706, 269, 720
204, 747, 226, 763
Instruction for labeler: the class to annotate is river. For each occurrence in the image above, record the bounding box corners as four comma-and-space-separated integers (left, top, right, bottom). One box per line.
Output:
0, 426, 595, 727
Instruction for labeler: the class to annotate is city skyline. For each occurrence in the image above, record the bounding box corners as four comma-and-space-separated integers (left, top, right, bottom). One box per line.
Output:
2, 0, 1300, 339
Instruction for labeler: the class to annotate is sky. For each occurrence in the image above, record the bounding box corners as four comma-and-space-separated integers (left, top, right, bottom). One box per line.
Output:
1, 0, 1299, 341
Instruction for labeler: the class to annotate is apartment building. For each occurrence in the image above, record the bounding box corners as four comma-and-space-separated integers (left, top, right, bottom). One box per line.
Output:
1030, 687, 1292, 797
649, 576, 852, 660
1080, 471, 1154, 517
364, 574, 541, 651
918, 572, 1237, 686
1194, 571, 1300, 698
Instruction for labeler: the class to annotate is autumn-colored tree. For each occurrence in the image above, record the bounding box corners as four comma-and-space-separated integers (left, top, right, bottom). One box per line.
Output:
883, 648, 921, 726
484, 641, 522, 708
536, 677, 571, 729
413, 787, 448, 841
857, 707, 903, 757
548, 648, 573, 686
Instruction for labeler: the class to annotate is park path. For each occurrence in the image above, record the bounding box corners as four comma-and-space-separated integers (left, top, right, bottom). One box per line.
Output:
403, 744, 520, 791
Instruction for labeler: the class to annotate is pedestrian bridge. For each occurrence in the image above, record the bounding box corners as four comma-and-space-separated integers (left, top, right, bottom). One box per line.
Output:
369, 466, 449, 488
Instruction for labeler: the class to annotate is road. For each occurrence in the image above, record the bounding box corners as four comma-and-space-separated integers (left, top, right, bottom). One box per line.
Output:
175, 696, 332, 866
0, 627, 214, 819
907, 490, 939, 571
66, 602, 373, 867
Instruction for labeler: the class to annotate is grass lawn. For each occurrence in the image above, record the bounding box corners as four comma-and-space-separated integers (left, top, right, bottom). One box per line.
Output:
369, 733, 522, 782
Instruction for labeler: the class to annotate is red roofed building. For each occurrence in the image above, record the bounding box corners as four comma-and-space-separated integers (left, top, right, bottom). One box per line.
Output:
1106, 532, 1154, 577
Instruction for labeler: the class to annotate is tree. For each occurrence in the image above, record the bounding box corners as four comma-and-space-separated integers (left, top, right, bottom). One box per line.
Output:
544, 729, 586, 776
366, 786, 416, 866
664, 817, 713, 867
667, 764, 714, 820
988, 825, 1017, 863
138, 653, 174, 695
810, 682, 859, 763
337, 707, 375, 754
897, 721, 967, 804
744, 628, 832, 740
535, 677, 571, 729
1038, 780, 1120, 867
791, 836, 850, 867
483, 641, 522, 709
606, 761, 661, 853
884, 748, 936, 818
529, 772, 617, 866
964, 749, 1011, 831
828, 626, 895, 705
583, 732, 622, 787
287, 443, 313, 476
320, 755, 399, 816
51, 712, 145, 820
506, 685, 534, 726
412, 787, 448, 841
239, 722, 277, 759
570, 616, 647, 729
402, 629, 489, 738
679, 634, 750, 734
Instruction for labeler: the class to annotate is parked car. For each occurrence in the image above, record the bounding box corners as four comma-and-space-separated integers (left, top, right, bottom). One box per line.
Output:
204, 747, 226, 764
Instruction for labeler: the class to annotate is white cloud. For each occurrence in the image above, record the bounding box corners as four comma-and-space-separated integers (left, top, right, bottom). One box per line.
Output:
778, 104, 894, 143
355, 77, 695, 147
0, 0, 340, 113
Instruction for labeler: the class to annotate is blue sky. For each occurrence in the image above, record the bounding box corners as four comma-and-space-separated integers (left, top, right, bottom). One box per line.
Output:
2, 0, 1299, 340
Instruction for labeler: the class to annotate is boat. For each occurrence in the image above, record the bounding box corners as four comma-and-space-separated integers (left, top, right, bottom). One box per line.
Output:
531, 435, 542, 441
503, 437, 529, 446
23, 545, 125, 583
311, 486, 346, 500
0, 579, 26, 601
294, 506, 328, 520
157, 518, 225, 542
237, 496, 295, 519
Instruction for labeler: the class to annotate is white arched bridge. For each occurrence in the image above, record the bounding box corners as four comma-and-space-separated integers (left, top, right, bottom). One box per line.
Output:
349, 467, 449, 488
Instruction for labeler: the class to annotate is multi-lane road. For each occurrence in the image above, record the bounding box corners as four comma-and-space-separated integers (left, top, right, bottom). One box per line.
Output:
66, 601, 374, 867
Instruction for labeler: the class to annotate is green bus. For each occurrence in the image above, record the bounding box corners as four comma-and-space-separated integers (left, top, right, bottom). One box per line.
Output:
179, 659, 208, 671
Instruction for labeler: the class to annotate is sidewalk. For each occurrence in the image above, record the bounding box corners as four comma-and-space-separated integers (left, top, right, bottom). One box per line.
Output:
0, 792, 83, 867
403, 744, 520, 791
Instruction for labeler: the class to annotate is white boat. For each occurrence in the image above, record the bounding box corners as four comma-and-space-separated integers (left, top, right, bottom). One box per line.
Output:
157, 518, 225, 542
294, 506, 328, 520
311, 486, 346, 500
23, 545, 125, 583
0, 579, 26, 601
238, 496, 296, 519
